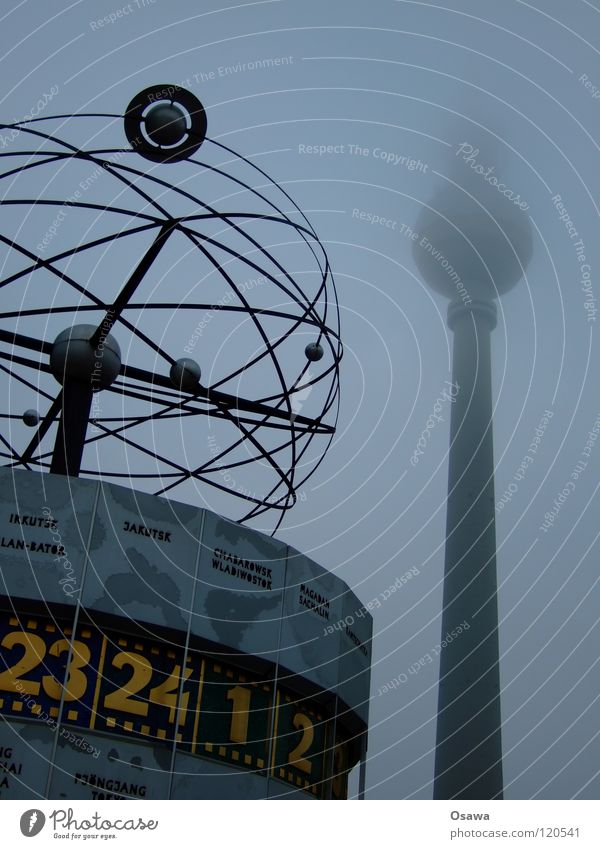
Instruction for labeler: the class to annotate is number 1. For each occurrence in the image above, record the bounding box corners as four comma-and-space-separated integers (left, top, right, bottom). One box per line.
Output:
226, 685, 251, 744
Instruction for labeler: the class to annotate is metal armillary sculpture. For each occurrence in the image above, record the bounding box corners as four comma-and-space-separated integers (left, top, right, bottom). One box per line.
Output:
0, 84, 341, 533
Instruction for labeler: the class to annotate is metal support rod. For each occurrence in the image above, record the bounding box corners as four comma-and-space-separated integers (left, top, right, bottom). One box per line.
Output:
50, 379, 94, 476
89, 220, 176, 348
434, 298, 503, 800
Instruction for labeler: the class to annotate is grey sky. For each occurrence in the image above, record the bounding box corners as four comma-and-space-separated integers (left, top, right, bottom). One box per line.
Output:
1, 0, 599, 799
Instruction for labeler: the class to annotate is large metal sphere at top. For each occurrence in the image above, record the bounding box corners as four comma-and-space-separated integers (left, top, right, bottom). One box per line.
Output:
413, 186, 533, 301
0, 85, 341, 532
124, 84, 207, 162
144, 102, 188, 147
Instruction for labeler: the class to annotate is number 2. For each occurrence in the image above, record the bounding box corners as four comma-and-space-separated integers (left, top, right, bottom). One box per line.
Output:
288, 712, 314, 774
0, 631, 46, 695
103, 652, 152, 717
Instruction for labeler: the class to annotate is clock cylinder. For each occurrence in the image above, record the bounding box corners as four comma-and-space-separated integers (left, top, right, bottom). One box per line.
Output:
0, 468, 371, 800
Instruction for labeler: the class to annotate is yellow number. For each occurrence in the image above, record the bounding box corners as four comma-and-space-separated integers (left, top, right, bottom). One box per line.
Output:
42, 639, 90, 702
331, 743, 348, 798
149, 665, 192, 725
104, 652, 152, 717
0, 631, 45, 695
226, 685, 251, 744
288, 712, 314, 774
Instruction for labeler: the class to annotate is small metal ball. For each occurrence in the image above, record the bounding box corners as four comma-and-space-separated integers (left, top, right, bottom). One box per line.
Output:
23, 409, 40, 427
170, 358, 201, 392
144, 103, 188, 147
305, 342, 324, 362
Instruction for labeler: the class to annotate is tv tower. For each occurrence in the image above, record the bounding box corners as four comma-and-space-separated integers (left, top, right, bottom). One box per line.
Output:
414, 159, 533, 799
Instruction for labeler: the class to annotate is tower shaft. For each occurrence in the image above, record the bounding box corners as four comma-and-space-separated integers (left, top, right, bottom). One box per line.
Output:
434, 299, 503, 799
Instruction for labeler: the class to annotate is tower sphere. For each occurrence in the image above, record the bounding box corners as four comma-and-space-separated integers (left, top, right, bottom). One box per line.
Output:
413, 188, 533, 301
